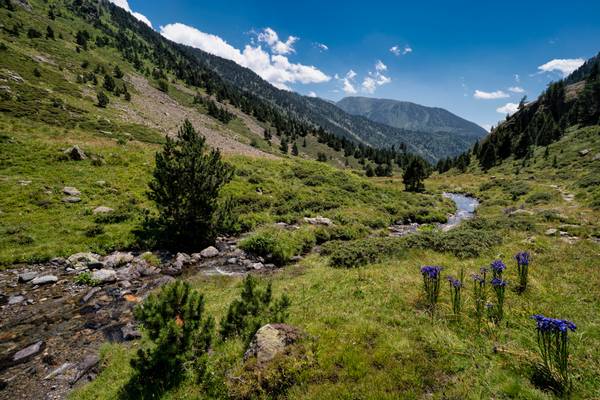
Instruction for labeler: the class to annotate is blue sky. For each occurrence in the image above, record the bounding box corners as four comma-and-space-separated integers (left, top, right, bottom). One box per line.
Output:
114, 0, 600, 130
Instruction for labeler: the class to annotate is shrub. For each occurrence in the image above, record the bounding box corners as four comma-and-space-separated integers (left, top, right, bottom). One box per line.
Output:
141, 119, 234, 251
322, 237, 405, 268
239, 226, 315, 265
526, 191, 553, 204
219, 276, 290, 343
74, 272, 100, 286
97, 91, 109, 108
125, 281, 214, 396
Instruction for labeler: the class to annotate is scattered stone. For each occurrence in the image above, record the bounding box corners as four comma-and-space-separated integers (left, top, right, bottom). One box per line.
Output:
95, 180, 106, 186
244, 324, 304, 364
44, 362, 73, 380
579, 148, 591, 156
13, 341, 45, 363
81, 287, 102, 304
545, 228, 558, 236
91, 269, 117, 283
227, 257, 238, 265
8, 295, 25, 305
251, 262, 264, 270
103, 252, 134, 268
92, 206, 113, 214
18, 271, 38, 283
303, 216, 333, 226
63, 145, 87, 160
62, 196, 81, 203
290, 255, 303, 262
63, 187, 81, 196
593, 153, 600, 161
174, 252, 191, 266
70, 354, 99, 385
18, 180, 32, 186
121, 323, 141, 341
68, 252, 102, 269
200, 246, 219, 258
31, 275, 58, 285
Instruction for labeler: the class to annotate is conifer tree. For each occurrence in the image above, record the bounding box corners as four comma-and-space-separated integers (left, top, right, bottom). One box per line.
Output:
403, 158, 428, 192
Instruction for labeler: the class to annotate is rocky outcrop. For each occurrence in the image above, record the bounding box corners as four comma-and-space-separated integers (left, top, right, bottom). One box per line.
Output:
63, 145, 87, 160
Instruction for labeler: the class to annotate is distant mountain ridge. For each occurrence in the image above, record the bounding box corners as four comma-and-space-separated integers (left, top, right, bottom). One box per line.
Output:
337, 96, 487, 139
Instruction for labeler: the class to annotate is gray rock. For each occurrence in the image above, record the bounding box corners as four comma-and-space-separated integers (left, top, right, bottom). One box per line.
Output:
68, 252, 101, 269
70, 354, 99, 384
593, 153, 600, 161
190, 253, 203, 262
81, 287, 102, 303
31, 275, 58, 285
227, 257, 238, 265
92, 206, 114, 214
62, 196, 81, 203
91, 269, 117, 283
251, 262, 264, 270
290, 255, 303, 262
545, 228, 558, 235
13, 341, 45, 363
121, 323, 141, 341
8, 295, 25, 305
303, 216, 333, 226
18, 180, 31, 186
63, 186, 81, 196
103, 252, 134, 268
244, 324, 304, 364
200, 246, 219, 258
64, 145, 87, 160
18, 271, 38, 283
44, 362, 73, 380
579, 148, 591, 156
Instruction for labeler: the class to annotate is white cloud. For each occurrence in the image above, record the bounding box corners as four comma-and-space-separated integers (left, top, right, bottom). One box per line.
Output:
257, 27, 298, 55
361, 61, 391, 94
473, 89, 510, 100
509, 86, 525, 94
160, 23, 330, 90
338, 69, 357, 94
307, 91, 317, 97
316, 43, 329, 51
108, 0, 152, 27
390, 45, 412, 56
514, 74, 520, 82
482, 124, 492, 132
375, 60, 387, 72
538, 58, 585, 77
496, 102, 519, 115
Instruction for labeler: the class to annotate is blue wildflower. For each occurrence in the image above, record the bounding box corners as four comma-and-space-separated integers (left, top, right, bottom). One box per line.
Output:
420, 265, 442, 279
490, 260, 506, 274
514, 251, 530, 266
491, 277, 508, 287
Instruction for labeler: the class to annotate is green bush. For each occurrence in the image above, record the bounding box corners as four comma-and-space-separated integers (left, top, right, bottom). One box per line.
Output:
74, 272, 100, 286
239, 225, 316, 265
219, 275, 290, 343
526, 191, 553, 204
124, 281, 214, 396
322, 237, 405, 268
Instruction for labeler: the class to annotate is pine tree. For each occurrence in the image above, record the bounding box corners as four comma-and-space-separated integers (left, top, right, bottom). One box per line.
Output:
113, 65, 124, 78
291, 141, 299, 156
402, 158, 428, 192
103, 74, 115, 92
45, 25, 54, 39
145, 120, 234, 251
279, 136, 288, 154
97, 91, 109, 108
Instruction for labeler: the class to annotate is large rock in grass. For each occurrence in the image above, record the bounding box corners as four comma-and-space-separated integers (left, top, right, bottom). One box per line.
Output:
303, 216, 333, 226
244, 324, 304, 364
63, 187, 81, 196
200, 246, 219, 258
64, 145, 87, 160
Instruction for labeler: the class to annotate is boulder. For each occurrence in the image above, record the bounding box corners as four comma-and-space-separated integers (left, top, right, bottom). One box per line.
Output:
579, 148, 591, 156
8, 295, 25, 305
64, 145, 87, 160
13, 341, 45, 364
303, 216, 333, 226
68, 252, 102, 269
251, 262, 264, 270
63, 186, 81, 196
91, 269, 117, 283
18, 271, 38, 283
62, 196, 81, 203
545, 228, 558, 236
93, 206, 114, 214
103, 252, 134, 268
200, 246, 219, 258
244, 324, 304, 364
31, 275, 58, 285
227, 257, 238, 265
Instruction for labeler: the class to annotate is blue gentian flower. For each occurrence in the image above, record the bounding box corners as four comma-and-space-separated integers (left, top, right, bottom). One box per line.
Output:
491, 277, 507, 287
514, 251, 530, 266
420, 266, 442, 278
490, 260, 506, 274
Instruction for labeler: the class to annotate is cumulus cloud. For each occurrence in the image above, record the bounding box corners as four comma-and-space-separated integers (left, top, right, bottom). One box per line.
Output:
108, 0, 152, 27
538, 58, 585, 77
337, 69, 358, 94
509, 86, 525, 94
361, 61, 391, 94
307, 91, 317, 97
496, 102, 519, 115
473, 89, 510, 100
390, 45, 412, 56
257, 27, 298, 55
160, 23, 330, 90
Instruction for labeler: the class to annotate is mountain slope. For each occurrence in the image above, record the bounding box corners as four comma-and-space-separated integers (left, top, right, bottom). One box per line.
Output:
336, 96, 487, 139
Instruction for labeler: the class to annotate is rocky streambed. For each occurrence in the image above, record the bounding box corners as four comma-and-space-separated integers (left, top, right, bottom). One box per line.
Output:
0, 238, 274, 399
